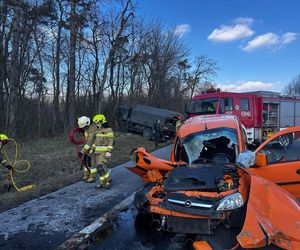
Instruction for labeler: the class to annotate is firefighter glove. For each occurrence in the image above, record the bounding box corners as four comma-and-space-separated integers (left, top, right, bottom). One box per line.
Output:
105, 152, 112, 158
6, 164, 13, 171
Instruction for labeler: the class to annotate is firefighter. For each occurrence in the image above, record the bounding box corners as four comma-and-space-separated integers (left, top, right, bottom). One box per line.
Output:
92, 114, 114, 189
0, 134, 13, 186
176, 116, 183, 132
77, 116, 98, 182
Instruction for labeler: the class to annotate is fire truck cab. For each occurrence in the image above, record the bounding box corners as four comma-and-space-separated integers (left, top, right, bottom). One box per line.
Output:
187, 91, 300, 144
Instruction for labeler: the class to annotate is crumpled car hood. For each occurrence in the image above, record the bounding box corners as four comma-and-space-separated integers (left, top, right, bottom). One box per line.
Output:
163, 164, 224, 191
237, 170, 300, 249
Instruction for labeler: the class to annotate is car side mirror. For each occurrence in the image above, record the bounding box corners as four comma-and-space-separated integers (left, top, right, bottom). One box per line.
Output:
255, 152, 267, 168
236, 150, 255, 168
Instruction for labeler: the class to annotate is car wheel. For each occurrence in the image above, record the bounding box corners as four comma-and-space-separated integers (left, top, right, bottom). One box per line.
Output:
134, 183, 154, 214
143, 127, 153, 140
228, 206, 246, 228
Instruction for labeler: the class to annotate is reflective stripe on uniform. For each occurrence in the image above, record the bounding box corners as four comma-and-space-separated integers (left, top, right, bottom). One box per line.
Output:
84, 144, 90, 150
90, 168, 97, 173
96, 132, 114, 137
100, 171, 110, 181
107, 146, 113, 149
95, 146, 108, 151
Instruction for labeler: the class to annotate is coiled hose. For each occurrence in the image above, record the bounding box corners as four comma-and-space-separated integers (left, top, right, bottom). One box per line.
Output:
4, 138, 35, 191
69, 127, 90, 171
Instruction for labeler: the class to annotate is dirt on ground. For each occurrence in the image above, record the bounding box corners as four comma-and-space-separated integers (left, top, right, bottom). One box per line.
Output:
0, 132, 169, 213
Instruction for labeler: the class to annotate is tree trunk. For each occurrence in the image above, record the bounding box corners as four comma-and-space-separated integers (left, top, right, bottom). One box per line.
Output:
67, 0, 77, 131
53, 1, 63, 133
8, 4, 21, 137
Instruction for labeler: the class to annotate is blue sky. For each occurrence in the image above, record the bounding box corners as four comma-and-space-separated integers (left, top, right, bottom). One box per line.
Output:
137, 0, 300, 92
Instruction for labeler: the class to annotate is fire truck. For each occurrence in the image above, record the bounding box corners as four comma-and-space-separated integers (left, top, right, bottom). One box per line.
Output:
186, 90, 300, 144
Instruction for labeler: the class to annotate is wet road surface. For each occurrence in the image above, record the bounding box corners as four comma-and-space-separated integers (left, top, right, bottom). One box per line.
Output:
90, 206, 281, 250
0, 146, 172, 250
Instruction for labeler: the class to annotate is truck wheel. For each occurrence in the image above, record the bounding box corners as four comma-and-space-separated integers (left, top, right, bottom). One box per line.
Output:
143, 127, 153, 140
119, 122, 128, 132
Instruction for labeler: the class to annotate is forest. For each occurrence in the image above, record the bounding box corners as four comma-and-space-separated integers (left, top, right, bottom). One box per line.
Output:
0, 0, 218, 138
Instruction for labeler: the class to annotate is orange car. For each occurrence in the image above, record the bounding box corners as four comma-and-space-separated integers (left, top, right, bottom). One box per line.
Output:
128, 115, 300, 249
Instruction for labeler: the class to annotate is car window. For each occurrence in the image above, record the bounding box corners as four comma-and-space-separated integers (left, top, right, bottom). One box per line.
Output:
258, 132, 300, 164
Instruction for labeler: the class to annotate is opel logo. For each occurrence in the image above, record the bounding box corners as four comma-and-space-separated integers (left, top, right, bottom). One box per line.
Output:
184, 200, 192, 208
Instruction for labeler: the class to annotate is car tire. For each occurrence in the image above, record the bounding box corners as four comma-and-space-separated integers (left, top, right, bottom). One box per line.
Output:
142, 127, 153, 140
134, 183, 154, 214
228, 206, 246, 228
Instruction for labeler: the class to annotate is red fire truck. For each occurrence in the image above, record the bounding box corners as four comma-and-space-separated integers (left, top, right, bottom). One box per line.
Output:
186, 90, 300, 144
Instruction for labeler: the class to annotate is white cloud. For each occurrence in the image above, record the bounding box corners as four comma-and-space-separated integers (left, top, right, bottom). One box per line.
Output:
208, 17, 254, 42
282, 32, 297, 44
234, 17, 254, 25
243, 32, 297, 51
174, 24, 191, 37
217, 81, 274, 92
243, 33, 278, 51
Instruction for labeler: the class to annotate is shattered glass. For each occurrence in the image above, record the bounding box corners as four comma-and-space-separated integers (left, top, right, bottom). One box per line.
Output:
183, 128, 238, 164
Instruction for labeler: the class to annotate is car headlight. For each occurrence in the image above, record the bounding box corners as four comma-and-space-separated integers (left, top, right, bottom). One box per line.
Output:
216, 192, 244, 211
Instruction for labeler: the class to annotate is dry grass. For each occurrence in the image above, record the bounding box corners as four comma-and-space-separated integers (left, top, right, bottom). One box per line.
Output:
0, 132, 167, 212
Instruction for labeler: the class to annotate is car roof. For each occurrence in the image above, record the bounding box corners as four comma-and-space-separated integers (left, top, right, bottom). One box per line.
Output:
178, 115, 240, 138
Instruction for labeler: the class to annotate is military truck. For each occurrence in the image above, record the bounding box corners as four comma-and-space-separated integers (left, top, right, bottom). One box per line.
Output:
117, 104, 183, 140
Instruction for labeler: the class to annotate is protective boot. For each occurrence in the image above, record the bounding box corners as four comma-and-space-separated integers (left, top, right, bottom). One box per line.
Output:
98, 170, 112, 189
86, 168, 97, 183
83, 170, 90, 181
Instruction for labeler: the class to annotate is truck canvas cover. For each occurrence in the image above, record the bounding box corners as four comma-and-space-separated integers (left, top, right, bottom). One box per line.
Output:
130, 104, 181, 124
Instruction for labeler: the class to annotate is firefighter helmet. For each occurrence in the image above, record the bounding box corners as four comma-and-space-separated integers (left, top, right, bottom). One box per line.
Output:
78, 116, 91, 128
0, 134, 8, 144
93, 114, 106, 125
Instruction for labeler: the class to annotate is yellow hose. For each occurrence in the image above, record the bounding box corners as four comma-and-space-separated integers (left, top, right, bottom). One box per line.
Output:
3, 138, 35, 191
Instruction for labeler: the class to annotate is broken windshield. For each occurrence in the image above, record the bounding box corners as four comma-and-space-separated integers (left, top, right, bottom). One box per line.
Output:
182, 128, 239, 164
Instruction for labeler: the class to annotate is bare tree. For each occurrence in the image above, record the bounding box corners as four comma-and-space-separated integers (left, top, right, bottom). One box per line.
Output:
187, 55, 218, 100
66, 0, 77, 131
0, 0, 220, 138
7, 1, 21, 136
283, 74, 300, 97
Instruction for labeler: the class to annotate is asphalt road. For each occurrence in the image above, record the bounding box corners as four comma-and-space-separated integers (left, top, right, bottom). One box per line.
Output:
91, 206, 240, 250
0, 145, 172, 250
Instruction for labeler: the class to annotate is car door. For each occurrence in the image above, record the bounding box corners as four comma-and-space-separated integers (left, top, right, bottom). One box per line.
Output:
249, 126, 300, 198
